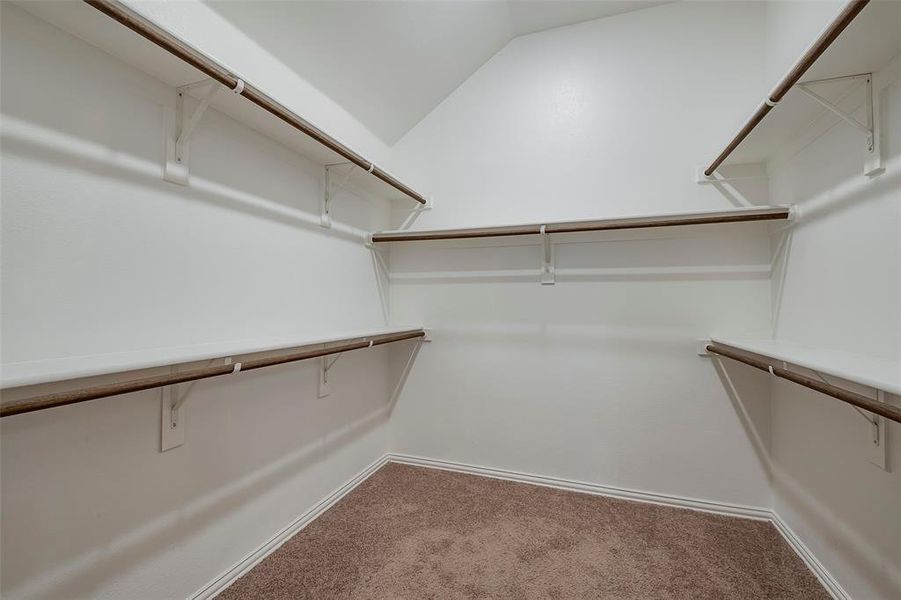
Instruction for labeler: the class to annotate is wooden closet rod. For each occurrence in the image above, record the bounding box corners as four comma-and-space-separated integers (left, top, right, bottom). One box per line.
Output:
372, 206, 790, 243
704, 0, 870, 176
706, 342, 901, 424
0, 330, 425, 418
84, 0, 428, 205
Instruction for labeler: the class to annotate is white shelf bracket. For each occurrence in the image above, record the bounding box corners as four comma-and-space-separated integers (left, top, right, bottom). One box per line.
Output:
811, 369, 887, 471
795, 74, 883, 176
866, 391, 888, 471
323, 162, 388, 228
318, 351, 343, 398
318, 337, 381, 397
322, 164, 334, 228
165, 78, 243, 185
323, 162, 432, 231
161, 356, 235, 451
540, 225, 555, 285
398, 196, 434, 231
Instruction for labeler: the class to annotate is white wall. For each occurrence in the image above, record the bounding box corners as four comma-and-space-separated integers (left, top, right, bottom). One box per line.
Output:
386, 1, 775, 508
121, 0, 405, 178
0, 3, 402, 598
765, 56, 901, 600
390, 1, 767, 229
764, 0, 845, 84
759, 1, 901, 596
3, 1, 898, 598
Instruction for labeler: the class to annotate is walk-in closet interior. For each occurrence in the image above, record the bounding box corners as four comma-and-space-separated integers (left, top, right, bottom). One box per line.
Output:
1, 0, 899, 598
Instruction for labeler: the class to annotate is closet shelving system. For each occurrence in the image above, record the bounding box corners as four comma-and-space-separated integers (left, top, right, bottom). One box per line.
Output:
704, 340, 900, 423
370, 206, 791, 242
21, 0, 430, 211
698, 0, 896, 180
0, 327, 428, 418
372, 0, 900, 427
698, 0, 901, 426
0, 0, 433, 425
6, 0, 897, 432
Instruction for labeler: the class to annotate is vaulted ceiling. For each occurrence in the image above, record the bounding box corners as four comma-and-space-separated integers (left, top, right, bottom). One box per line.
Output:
206, 1, 670, 145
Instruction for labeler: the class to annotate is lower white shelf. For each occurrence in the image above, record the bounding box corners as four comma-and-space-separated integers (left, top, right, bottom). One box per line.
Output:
1, 326, 425, 390
710, 337, 901, 396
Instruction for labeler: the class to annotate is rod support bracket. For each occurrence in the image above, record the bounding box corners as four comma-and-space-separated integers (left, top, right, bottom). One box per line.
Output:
795, 73, 882, 176
867, 390, 888, 471
786, 204, 801, 222
540, 225, 555, 285
318, 350, 343, 398
697, 339, 712, 356
160, 384, 185, 452
161, 356, 233, 451
164, 79, 224, 185
322, 164, 335, 228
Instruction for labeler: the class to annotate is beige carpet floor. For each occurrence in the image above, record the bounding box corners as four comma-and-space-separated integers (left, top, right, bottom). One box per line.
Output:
219, 463, 829, 599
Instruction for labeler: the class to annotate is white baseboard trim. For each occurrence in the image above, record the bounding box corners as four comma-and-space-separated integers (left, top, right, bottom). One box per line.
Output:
191, 451, 846, 600
388, 453, 772, 520
189, 453, 391, 600
770, 512, 850, 600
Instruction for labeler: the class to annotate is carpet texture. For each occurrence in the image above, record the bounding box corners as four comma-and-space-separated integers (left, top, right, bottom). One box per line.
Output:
218, 463, 829, 599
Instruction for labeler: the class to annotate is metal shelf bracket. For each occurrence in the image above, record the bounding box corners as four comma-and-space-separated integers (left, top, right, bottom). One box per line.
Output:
322, 162, 359, 228
164, 78, 244, 185
161, 356, 236, 451
540, 225, 555, 285
811, 369, 887, 471
318, 351, 343, 397
701, 342, 888, 471
795, 73, 883, 176
397, 196, 434, 231
869, 391, 888, 471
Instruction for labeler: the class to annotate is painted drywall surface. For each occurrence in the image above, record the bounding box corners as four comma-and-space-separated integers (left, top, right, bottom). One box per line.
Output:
766, 64, 901, 599
115, 0, 415, 184
206, 0, 514, 145
390, 0, 768, 230
763, 0, 846, 85
386, 1, 775, 508
1, 3, 389, 362
202, 1, 670, 146
0, 4, 396, 598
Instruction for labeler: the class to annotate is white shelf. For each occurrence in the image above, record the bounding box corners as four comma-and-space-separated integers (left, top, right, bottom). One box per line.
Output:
710, 337, 901, 396
0, 326, 425, 389
721, 1, 900, 167
16, 0, 417, 203
373, 205, 791, 243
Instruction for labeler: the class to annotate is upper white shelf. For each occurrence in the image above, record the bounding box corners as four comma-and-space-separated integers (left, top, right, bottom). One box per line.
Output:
710, 337, 901, 396
372, 206, 791, 243
1, 326, 425, 389
16, 0, 424, 204
717, 0, 900, 168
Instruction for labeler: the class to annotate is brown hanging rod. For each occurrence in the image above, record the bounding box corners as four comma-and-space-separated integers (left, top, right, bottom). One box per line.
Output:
83, 0, 427, 205
706, 342, 901, 424
0, 329, 426, 418
371, 206, 790, 243
704, 0, 870, 176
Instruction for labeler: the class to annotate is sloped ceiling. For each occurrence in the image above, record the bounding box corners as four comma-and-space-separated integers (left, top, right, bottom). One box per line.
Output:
206, 1, 669, 145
